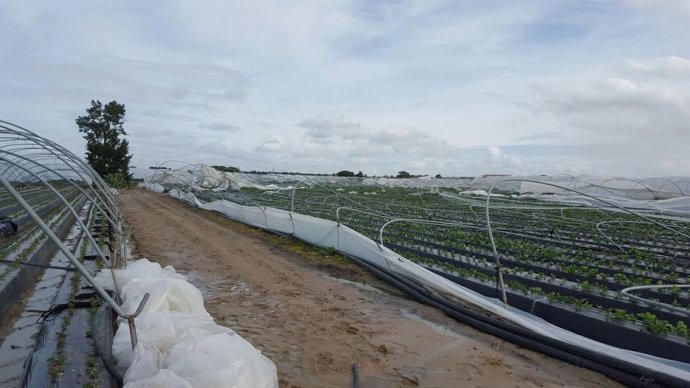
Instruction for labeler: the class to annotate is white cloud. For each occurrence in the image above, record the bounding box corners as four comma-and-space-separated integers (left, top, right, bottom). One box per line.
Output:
526, 56, 690, 175
535, 57, 690, 143
0, 1, 688, 177
621, 0, 690, 19
298, 116, 364, 139
625, 56, 690, 78
256, 136, 289, 153
201, 123, 242, 133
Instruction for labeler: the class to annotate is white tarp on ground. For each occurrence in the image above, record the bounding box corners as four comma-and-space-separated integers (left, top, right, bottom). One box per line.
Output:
140, 182, 165, 193
160, 187, 690, 382
95, 259, 278, 388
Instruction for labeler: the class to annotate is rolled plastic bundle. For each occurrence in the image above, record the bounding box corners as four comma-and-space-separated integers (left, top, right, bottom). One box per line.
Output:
125, 369, 192, 388
120, 277, 206, 316
94, 258, 186, 291
165, 333, 278, 388
105, 259, 278, 387
112, 312, 232, 369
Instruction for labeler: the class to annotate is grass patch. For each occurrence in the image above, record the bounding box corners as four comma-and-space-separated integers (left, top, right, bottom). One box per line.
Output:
174, 197, 369, 281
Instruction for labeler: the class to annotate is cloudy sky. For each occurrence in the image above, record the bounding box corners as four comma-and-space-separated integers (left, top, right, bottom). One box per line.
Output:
1, 0, 689, 177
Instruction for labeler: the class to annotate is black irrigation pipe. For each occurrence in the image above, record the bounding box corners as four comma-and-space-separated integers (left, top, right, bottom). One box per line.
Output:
426, 267, 690, 364
389, 243, 690, 325
351, 364, 360, 388
340, 253, 688, 388
91, 304, 124, 385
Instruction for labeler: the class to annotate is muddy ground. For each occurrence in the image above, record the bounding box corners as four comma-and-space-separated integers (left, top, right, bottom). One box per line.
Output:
118, 189, 619, 388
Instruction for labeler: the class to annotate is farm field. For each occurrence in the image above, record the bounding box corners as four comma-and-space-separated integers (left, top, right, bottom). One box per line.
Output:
117, 188, 620, 387
159, 174, 690, 365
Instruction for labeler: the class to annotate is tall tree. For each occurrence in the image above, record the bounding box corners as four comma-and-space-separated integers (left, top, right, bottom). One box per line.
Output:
76, 100, 132, 187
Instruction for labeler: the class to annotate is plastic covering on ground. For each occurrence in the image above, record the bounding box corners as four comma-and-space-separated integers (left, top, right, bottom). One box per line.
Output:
139, 182, 165, 193
162, 188, 690, 382
94, 258, 278, 388
142, 164, 690, 200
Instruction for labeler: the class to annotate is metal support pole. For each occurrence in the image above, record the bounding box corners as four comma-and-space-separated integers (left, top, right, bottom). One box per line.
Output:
128, 293, 150, 349
0, 154, 122, 296
0, 175, 127, 317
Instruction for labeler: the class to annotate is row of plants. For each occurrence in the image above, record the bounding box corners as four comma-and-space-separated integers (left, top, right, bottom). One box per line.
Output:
48, 202, 94, 383
0, 192, 84, 281
0, 186, 74, 217
222, 184, 690, 346
158, 180, 690, 353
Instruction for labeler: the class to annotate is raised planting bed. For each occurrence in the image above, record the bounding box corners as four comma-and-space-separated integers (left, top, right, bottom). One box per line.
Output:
210, 184, 690, 357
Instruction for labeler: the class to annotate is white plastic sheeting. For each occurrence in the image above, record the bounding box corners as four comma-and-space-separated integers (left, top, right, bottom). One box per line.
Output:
161, 188, 690, 382
518, 176, 688, 200
148, 164, 690, 206
145, 163, 690, 211
140, 182, 165, 193
95, 259, 278, 388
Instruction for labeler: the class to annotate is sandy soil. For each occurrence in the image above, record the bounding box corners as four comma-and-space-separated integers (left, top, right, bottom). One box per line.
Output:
118, 189, 620, 388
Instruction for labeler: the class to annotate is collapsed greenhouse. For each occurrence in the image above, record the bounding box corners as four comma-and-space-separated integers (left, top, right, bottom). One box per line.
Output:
3, 119, 690, 387
0, 120, 127, 387
0, 122, 277, 387
142, 161, 690, 387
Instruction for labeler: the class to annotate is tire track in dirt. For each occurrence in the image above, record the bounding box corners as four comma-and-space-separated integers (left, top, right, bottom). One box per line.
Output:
119, 189, 619, 388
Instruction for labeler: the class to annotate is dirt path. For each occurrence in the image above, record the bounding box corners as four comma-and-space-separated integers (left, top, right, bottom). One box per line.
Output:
118, 189, 618, 388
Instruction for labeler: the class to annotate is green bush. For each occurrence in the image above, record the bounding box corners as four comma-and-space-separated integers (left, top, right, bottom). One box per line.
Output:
105, 172, 129, 188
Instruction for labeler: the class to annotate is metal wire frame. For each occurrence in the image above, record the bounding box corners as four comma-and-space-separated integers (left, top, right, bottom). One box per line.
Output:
0, 145, 126, 262
147, 161, 392, 220
0, 120, 146, 349
545, 174, 688, 215
0, 151, 117, 224
620, 284, 690, 316
485, 178, 690, 306
0, 129, 120, 221
638, 177, 687, 197
146, 161, 258, 210
594, 220, 651, 252
0, 121, 127, 265
0, 151, 121, 231
0, 124, 118, 211
148, 160, 203, 189
0, 153, 122, 293
152, 166, 690, 309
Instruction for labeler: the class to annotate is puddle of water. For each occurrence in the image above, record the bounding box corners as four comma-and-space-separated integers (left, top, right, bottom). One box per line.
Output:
323, 275, 383, 294
398, 308, 467, 340
229, 281, 250, 296
177, 269, 232, 300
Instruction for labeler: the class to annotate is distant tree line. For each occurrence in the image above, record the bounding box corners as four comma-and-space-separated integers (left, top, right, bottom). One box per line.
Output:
211, 165, 240, 173
241, 170, 333, 176
336, 170, 365, 177
335, 170, 434, 178
213, 167, 468, 179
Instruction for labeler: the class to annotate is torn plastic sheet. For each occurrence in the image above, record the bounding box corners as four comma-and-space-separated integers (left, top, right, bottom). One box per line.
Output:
95, 259, 278, 388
